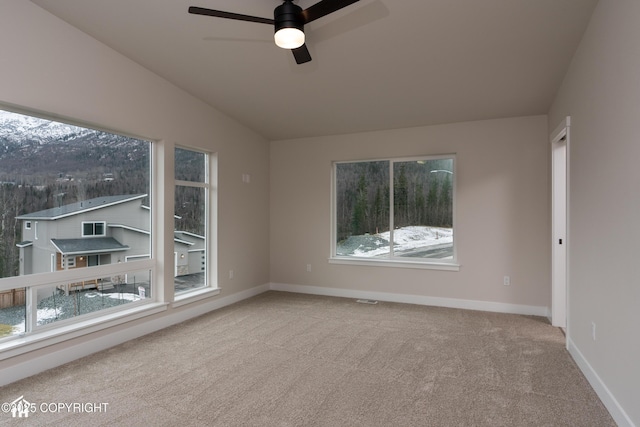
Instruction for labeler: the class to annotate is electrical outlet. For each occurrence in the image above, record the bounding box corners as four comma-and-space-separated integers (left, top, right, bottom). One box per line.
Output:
229, 270, 234, 280
306, 264, 312, 272
503, 276, 511, 286
592, 322, 596, 341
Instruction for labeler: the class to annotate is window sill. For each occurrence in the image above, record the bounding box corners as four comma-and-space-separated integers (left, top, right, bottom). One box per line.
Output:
0, 301, 168, 361
328, 257, 460, 271
172, 287, 221, 308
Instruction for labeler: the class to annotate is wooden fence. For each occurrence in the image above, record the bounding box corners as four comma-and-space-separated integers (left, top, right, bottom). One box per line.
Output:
0, 288, 26, 309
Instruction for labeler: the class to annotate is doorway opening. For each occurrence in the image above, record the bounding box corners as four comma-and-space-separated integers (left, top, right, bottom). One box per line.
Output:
551, 117, 570, 331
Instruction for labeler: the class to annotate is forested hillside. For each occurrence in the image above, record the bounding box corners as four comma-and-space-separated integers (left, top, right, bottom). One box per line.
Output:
336, 159, 453, 243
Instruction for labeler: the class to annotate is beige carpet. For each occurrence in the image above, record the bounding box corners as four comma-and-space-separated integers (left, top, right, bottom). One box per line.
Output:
0, 291, 614, 426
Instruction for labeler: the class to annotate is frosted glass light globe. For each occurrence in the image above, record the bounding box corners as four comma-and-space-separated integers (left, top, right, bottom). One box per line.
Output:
274, 28, 305, 49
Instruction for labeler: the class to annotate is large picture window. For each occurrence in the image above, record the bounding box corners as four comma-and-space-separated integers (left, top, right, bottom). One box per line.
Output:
333, 155, 456, 267
0, 109, 153, 342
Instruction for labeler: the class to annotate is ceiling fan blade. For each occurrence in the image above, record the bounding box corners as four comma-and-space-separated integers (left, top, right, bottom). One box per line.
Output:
291, 44, 312, 64
300, 0, 360, 24
188, 6, 274, 25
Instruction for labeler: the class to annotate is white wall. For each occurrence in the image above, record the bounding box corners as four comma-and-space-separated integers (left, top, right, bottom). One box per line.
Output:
270, 116, 550, 313
549, 0, 640, 425
0, 2, 269, 374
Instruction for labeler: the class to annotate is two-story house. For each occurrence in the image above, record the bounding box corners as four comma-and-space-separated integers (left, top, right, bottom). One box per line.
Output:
16, 194, 204, 291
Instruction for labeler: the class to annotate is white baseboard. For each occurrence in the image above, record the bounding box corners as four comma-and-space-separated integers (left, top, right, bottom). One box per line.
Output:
269, 283, 548, 317
567, 337, 636, 427
0, 283, 270, 387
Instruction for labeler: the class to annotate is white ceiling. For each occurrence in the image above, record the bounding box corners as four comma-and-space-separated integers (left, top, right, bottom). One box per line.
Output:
30, 0, 597, 141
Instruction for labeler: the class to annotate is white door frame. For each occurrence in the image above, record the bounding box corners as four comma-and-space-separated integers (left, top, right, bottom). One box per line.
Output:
551, 116, 570, 331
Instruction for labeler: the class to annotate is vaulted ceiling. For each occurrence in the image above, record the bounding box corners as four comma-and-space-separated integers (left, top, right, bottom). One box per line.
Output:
30, 0, 598, 140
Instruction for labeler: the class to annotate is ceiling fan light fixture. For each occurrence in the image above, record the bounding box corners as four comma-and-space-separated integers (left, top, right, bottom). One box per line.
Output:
274, 0, 305, 49
188, 0, 362, 64
274, 27, 305, 49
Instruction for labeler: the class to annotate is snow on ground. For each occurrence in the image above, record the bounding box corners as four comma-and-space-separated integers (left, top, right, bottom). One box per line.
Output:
11, 307, 59, 333
339, 226, 453, 257
10, 320, 25, 335
36, 307, 60, 322
85, 291, 141, 302
0, 291, 142, 335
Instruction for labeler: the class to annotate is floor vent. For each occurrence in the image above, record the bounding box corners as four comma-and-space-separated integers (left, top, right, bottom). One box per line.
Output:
355, 299, 378, 305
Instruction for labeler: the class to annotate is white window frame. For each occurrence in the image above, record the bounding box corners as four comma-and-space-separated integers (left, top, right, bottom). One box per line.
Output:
25, 221, 31, 230
173, 146, 218, 304
330, 155, 459, 271
81, 221, 106, 237
0, 106, 162, 354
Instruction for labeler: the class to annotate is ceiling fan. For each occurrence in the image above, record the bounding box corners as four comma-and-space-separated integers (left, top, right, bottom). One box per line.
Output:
189, 0, 360, 64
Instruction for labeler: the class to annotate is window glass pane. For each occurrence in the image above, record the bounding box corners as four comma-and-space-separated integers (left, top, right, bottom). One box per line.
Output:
0, 288, 26, 339
174, 185, 206, 292
393, 159, 454, 259
95, 222, 105, 236
335, 161, 390, 257
0, 109, 151, 279
34, 270, 151, 327
83, 223, 94, 236
175, 147, 205, 182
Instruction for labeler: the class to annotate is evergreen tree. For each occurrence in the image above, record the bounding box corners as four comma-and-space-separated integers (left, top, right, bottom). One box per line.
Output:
373, 186, 383, 233
439, 174, 452, 226
351, 173, 368, 235
427, 174, 439, 225
394, 165, 408, 227
415, 182, 426, 225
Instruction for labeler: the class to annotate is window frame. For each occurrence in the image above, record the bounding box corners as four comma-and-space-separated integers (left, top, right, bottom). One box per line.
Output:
330, 154, 459, 271
0, 106, 160, 350
172, 145, 218, 302
81, 221, 106, 237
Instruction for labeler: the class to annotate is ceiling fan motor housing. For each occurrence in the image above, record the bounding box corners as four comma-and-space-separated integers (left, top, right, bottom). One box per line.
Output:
274, 0, 304, 34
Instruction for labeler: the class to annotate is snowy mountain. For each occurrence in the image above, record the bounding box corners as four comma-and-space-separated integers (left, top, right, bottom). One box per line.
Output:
0, 110, 96, 145
0, 109, 147, 179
